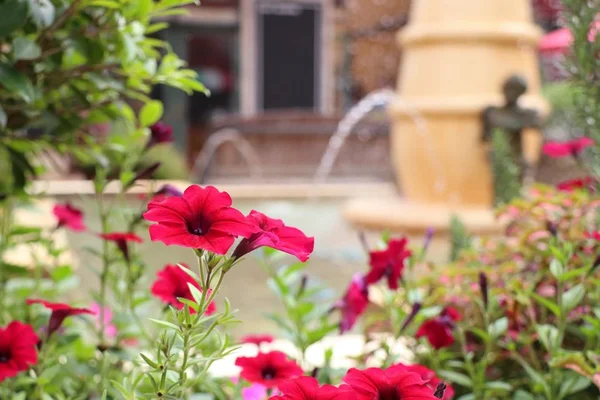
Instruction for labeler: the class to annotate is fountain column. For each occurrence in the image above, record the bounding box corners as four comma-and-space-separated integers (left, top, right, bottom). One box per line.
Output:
345, 0, 548, 234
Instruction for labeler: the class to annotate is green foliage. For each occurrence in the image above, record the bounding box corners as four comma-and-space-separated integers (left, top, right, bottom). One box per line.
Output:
264, 257, 337, 357
0, 0, 205, 196
491, 129, 521, 206
449, 215, 472, 262
561, 0, 600, 174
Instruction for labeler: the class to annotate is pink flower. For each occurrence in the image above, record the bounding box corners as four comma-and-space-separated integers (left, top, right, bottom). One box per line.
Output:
233, 210, 314, 262
243, 383, 269, 400
542, 137, 594, 158
53, 203, 86, 232
242, 334, 275, 347
89, 303, 117, 338
335, 274, 369, 333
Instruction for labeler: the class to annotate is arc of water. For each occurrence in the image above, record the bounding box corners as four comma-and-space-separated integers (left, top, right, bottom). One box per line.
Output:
313, 88, 447, 194
191, 128, 264, 184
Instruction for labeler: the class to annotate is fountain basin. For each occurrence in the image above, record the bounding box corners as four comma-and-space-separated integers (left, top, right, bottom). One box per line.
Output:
344, 196, 502, 236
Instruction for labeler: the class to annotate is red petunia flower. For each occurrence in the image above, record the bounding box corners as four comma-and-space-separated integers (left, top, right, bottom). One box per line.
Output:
394, 363, 454, 400
26, 299, 94, 338
556, 177, 596, 192
585, 231, 600, 241
270, 376, 357, 400
0, 321, 39, 382
143, 185, 258, 254
335, 274, 369, 333
241, 334, 275, 346
233, 210, 314, 262
343, 365, 438, 400
151, 264, 216, 315
53, 203, 86, 232
366, 238, 411, 290
235, 351, 303, 388
146, 122, 173, 149
416, 307, 462, 349
542, 137, 594, 158
99, 232, 143, 262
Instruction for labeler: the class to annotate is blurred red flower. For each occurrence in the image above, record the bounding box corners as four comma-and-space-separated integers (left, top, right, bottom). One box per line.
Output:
151, 264, 216, 315
147, 121, 173, 148
542, 137, 594, 158
27, 299, 94, 338
416, 307, 462, 349
99, 232, 143, 262
585, 231, 600, 241
336, 274, 369, 333
235, 351, 303, 388
556, 177, 596, 192
241, 334, 275, 346
343, 365, 438, 400
233, 210, 314, 262
394, 363, 454, 400
366, 238, 411, 290
53, 203, 86, 232
0, 321, 39, 382
270, 376, 356, 400
144, 185, 257, 254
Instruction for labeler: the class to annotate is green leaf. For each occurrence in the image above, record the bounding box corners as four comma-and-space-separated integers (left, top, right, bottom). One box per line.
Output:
0, 105, 6, 128
558, 374, 591, 398
139, 100, 163, 127
488, 317, 508, 339
560, 266, 589, 282
531, 293, 560, 316
536, 324, 559, 352
50, 265, 74, 282
2, 262, 29, 277
513, 354, 552, 397
484, 381, 512, 392
0, 64, 35, 102
88, 0, 121, 8
187, 283, 204, 305
0, 0, 29, 37
562, 284, 585, 313
148, 318, 179, 331
550, 258, 564, 279
437, 370, 473, 387
513, 390, 536, 400
28, 0, 55, 29
13, 37, 41, 60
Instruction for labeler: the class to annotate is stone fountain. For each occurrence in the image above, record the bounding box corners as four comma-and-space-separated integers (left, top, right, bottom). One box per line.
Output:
344, 0, 549, 235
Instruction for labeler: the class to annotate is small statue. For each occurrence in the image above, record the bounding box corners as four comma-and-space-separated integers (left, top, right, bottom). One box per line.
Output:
482, 75, 543, 184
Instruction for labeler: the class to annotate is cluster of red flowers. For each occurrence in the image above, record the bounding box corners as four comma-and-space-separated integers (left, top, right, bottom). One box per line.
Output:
235, 351, 447, 399
333, 237, 463, 354
333, 238, 413, 333
1, 301, 94, 382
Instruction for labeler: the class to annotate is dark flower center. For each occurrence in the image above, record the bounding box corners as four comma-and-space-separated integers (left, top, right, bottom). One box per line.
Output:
378, 386, 399, 400
187, 217, 211, 237
261, 367, 277, 380
0, 349, 11, 363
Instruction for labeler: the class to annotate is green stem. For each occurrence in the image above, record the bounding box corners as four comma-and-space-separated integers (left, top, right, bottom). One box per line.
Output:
0, 198, 13, 324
